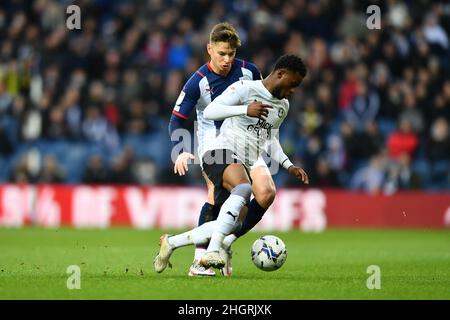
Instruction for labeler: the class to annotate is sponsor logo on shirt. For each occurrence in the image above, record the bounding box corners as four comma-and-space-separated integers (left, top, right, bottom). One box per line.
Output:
247, 118, 273, 139
239, 75, 251, 81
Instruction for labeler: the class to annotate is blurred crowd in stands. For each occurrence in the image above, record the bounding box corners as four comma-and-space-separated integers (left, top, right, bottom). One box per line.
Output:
0, 0, 449, 193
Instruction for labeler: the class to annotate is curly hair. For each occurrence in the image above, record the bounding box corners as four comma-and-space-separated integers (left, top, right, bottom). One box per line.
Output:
273, 54, 307, 78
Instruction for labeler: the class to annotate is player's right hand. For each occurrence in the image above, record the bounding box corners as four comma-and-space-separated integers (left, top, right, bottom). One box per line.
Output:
174, 152, 195, 176
246, 101, 273, 120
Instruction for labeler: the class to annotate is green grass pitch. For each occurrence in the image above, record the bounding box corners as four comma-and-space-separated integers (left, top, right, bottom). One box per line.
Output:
0, 227, 449, 299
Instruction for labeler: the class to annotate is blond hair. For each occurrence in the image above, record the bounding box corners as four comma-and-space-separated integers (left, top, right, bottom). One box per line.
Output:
209, 22, 241, 49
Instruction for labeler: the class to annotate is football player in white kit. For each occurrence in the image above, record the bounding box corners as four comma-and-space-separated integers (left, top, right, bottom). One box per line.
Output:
155, 54, 309, 273
169, 22, 288, 277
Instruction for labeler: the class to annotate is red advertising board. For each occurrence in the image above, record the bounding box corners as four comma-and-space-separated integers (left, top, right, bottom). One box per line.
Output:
0, 185, 449, 230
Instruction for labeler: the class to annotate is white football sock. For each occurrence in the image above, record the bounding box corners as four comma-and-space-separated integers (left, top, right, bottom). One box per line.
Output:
168, 221, 216, 249
207, 194, 247, 252
194, 247, 206, 262
223, 234, 238, 250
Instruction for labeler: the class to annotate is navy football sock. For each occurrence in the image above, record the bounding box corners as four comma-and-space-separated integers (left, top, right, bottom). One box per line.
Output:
198, 202, 213, 226
196, 202, 221, 249
234, 198, 267, 238
196, 202, 213, 249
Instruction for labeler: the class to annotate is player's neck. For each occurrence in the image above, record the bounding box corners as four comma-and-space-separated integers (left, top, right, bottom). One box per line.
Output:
261, 78, 275, 97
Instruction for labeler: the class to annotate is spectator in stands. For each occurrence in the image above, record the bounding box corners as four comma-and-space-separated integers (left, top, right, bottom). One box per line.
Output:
426, 117, 450, 188
0, 125, 14, 156
443, 80, 450, 110
387, 118, 419, 160
361, 121, 385, 158
324, 134, 346, 172
109, 154, 136, 185
302, 135, 322, 178
344, 79, 380, 133
399, 91, 425, 134
82, 155, 109, 184
299, 98, 323, 135
132, 157, 158, 185
81, 105, 119, 149
309, 157, 340, 188
124, 99, 148, 135
43, 106, 68, 140
338, 67, 358, 112
422, 13, 449, 52
37, 155, 66, 184
350, 153, 387, 194
383, 153, 422, 194
119, 69, 142, 108
9, 149, 41, 184
340, 121, 360, 168
61, 88, 82, 140
340, 120, 384, 166
10, 155, 33, 183
0, 81, 13, 113
427, 80, 450, 123
315, 83, 336, 126
429, 93, 450, 125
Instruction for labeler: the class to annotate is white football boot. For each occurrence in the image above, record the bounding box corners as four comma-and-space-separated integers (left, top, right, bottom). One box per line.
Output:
200, 251, 225, 269
188, 260, 216, 277
219, 247, 233, 276
153, 234, 174, 273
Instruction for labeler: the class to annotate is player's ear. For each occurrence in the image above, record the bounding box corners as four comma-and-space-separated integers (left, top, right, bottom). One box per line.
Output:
276, 69, 285, 79
207, 43, 212, 55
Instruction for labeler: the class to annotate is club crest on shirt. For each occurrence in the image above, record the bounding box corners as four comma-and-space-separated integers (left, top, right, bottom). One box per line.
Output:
239, 75, 251, 81
278, 108, 285, 118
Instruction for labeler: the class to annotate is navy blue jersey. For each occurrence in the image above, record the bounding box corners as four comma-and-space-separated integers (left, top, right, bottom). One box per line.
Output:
169, 58, 262, 156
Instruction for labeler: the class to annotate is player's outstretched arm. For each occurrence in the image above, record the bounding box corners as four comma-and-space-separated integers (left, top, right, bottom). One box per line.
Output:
169, 116, 196, 176
204, 80, 271, 121
168, 73, 202, 176
205, 99, 272, 121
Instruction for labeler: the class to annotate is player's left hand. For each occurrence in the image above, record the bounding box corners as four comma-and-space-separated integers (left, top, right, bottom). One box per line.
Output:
288, 166, 309, 184
174, 152, 195, 176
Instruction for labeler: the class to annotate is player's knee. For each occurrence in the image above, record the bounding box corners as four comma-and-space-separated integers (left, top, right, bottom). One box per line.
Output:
198, 202, 215, 225
231, 183, 252, 204
255, 185, 276, 208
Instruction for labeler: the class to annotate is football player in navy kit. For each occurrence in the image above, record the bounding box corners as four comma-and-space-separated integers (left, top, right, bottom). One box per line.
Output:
168, 23, 290, 276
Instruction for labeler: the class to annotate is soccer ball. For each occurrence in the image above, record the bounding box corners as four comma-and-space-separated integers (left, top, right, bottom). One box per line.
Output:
251, 235, 287, 271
